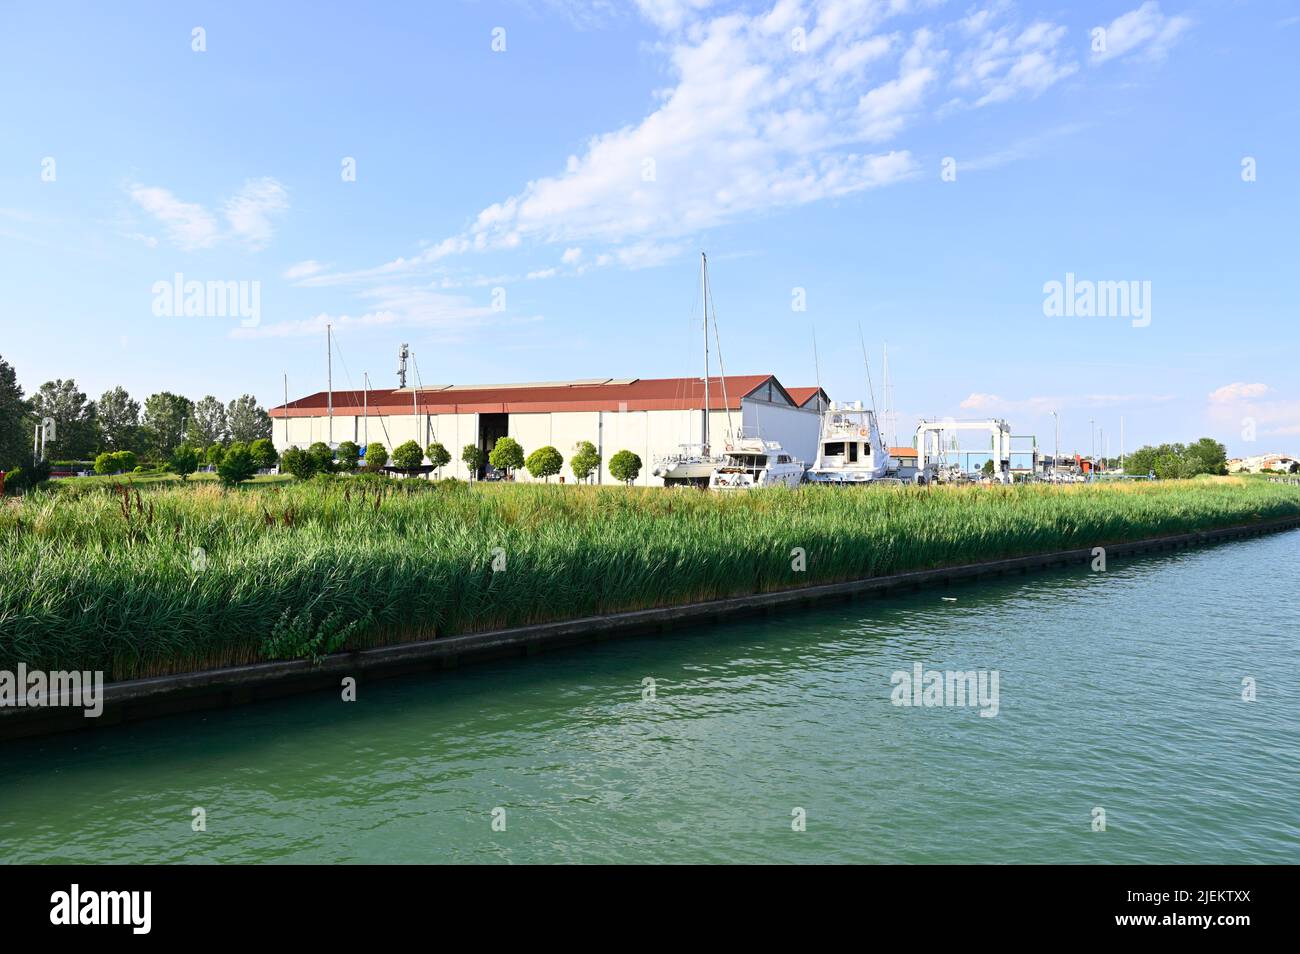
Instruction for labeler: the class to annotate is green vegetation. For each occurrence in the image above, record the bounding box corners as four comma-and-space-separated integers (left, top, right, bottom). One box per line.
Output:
337, 441, 360, 471
364, 442, 388, 471
1125, 438, 1227, 478
249, 437, 279, 471
489, 436, 524, 477
169, 444, 199, 481
462, 443, 485, 479
5, 478, 1298, 680
609, 449, 642, 485
217, 445, 258, 487
426, 442, 451, 476
391, 440, 425, 471
570, 441, 600, 483
526, 445, 563, 482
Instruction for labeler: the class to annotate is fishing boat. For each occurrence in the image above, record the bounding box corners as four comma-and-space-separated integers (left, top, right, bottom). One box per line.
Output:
708, 434, 805, 490
805, 401, 889, 484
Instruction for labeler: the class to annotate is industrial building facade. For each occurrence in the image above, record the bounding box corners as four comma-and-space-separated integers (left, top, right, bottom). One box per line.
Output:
270, 375, 827, 486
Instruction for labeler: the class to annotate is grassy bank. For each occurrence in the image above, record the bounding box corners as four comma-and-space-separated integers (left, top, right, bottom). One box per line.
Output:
2, 478, 1298, 680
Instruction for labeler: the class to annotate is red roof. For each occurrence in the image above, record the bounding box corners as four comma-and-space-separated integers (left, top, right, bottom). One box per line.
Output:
889, 446, 918, 458
271, 375, 816, 418
787, 386, 828, 408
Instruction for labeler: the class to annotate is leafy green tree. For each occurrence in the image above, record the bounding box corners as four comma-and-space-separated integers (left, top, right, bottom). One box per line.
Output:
218, 444, 257, 487
337, 440, 360, 471
142, 392, 193, 460
30, 379, 98, 460
526, 445, 564, 482
94, 451, 118, 475
570, 440, 600, 483
489, 436, 524, 477
1185, 438, 1227, 476
462, 443, 485, 480
365, 441, 388, 471
187, 395, 229, 447
306, 441, 334, 474
0, 355, 28, 471
170, 444, 199, 481
426, 441, 451, 476
227, 394, 272, 444
249, 437, 279, 470
205, 443, 226, 468
392, 439, 425, 471
981, 459, 995, 477
609, 449, 642, 485
112, 450, 137, 472
281, 446, 318, 480
96, 386, 140, 453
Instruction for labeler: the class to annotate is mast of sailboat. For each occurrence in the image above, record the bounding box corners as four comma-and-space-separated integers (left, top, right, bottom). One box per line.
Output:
363, 372, 369, 447
326, 323, 334, 445
882, 342, 890, 447
701, 251, 710, 456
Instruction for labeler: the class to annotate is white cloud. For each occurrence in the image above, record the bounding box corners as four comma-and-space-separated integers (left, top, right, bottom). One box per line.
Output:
283, 260, 329, 281
1209, 382, 1269, 403
961, 391, 1174, 414
561, 247, 583, 264
224, 178, 289, 250
953, 18, 1077, 106
129, 185, 220, 250
129, 178, 288, 252
1091, 2, 1192, 65
634, 0, 712, 31
233, 283, 501, 339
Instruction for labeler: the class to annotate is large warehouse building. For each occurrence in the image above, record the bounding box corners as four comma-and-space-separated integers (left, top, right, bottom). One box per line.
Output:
270, 375, 828, 485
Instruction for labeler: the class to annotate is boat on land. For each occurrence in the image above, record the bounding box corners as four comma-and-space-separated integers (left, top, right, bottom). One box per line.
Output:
805, 401, 889, 484
708, 434, 805, 490
653, 252, 726, 487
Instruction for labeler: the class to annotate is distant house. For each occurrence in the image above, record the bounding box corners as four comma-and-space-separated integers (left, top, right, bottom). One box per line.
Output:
1229, 453, 1300, 474
889, 446, 918, 469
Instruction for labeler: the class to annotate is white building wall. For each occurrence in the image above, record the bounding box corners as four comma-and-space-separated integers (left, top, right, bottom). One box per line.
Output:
739, 400, 822, 464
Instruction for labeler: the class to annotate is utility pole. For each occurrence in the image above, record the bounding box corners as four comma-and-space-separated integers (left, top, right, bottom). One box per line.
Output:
1089, 418, 1095, 460
1051, 410, 1060, 476
1120, 416, 1125, 473
363, 372, 369, 447
283, 373, 288, 448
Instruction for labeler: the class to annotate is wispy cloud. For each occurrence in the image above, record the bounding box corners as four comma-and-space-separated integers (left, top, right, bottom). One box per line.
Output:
129, 177, 288, 251
1091, 2, 1192, 65
961, 391, 1175, 414
232, 284, 508, 340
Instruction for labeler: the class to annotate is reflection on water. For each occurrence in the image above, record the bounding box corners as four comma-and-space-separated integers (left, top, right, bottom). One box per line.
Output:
2, 531, 1298, 863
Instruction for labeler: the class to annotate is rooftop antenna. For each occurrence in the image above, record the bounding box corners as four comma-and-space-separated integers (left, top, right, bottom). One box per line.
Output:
397, 342, 409, 389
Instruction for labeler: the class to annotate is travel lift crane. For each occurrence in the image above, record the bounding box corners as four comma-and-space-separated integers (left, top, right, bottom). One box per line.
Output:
915, 419, 1013, 485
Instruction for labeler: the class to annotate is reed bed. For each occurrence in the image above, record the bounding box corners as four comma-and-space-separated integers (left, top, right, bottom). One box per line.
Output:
2, 478, 1298, 679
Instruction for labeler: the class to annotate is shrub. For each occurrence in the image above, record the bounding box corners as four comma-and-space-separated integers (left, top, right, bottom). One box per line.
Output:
526, 445, 564, 482
571, 440, 600, 483
364, 442, 388, 471
391, 440, 425, 471
217, 445, 258, 487
609, 450, 642, 485
205, 444, 226, 468
170, 444, 199, 481
94, 452, 117, 475
281, 446, 318, 481
249, 438, 279, 470
337, 440, 361, 471
307, 442, 334, 474
489, 436, 524, 477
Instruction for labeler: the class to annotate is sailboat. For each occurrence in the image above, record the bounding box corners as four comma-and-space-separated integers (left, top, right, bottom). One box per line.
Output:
652, 253, 726, 487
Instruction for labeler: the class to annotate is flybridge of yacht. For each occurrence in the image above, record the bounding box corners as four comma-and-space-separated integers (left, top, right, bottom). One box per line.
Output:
806, 401, 889, 484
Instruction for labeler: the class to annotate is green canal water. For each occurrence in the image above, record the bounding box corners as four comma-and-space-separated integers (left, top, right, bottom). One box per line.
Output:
3, 531, 1298, 864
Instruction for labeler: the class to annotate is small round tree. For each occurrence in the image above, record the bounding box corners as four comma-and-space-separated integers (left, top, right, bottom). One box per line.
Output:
170, 444, 199, 481
218, 444, 258, 487
94, 451, 117, 475
570, 440, 600, 483
281, 446, 318, 481
250, 437, 279, 471
462, 443, 485, 481
489, 436, 525, 478
391, 439, 425, 472
205, 444, 225, 469
609, 449, 642, 486
113, 450, 138, 473
526, 445, 564, 482
336, 440, 360, 471
426, 441, 452, 477
307, 441, 335, 474
364, 441, 388, 471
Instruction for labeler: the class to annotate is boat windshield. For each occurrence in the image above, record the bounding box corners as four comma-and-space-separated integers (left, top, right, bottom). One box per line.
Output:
721, 454, 767, 472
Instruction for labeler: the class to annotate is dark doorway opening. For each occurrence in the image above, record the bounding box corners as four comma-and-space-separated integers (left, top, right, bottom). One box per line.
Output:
478, 413, 509, 478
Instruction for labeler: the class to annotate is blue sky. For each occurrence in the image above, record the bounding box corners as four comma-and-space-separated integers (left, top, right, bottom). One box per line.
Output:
1, 0, 1296, 456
